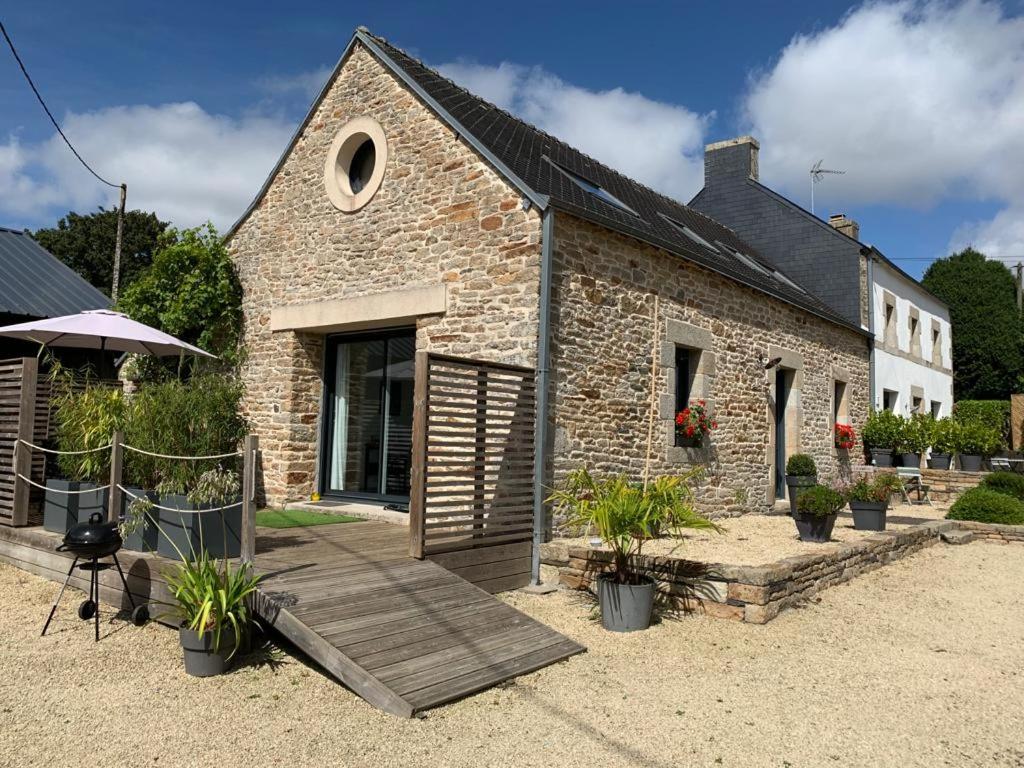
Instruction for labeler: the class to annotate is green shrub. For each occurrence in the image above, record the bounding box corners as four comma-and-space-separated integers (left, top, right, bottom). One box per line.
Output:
953, 400, 1010, 444
955, 420, 1002, 456
897, 413, 933, 453
862, 410, 903, 450
980, 472, 1024, 502
53, 385, 126, 483
785, 453, 817, 477
947, 487, 1024, 525
930, 417, 960, 454
123, 374, 248, 491
796, 485, 845, 517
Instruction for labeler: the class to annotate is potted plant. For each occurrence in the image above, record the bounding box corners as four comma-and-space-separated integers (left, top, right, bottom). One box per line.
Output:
157, 468, 243, 560
834, 423, 856, 451
794, 484, 844, 542
846, 473, 902, 531
861, 410, 903, 467
956, 422, 1001, 472
674, 399, 717, 447
784, 453, 817, 516
548, 468, 720, 632
163, 549, 261, 677
928, 417, 957, 470
896, 413, 932, 468
43, 385, 124, 534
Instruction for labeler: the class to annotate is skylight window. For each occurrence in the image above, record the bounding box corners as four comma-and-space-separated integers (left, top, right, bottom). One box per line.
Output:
771, 270, 807, 293
714, 240, 772, 277
660, 215, 719, 253
547, 159, 637, 216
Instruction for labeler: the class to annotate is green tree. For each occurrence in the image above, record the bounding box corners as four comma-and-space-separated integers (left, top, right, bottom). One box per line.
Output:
117, 223, 242, 370
922, 248, 1024, 400
34, 208, 168, 295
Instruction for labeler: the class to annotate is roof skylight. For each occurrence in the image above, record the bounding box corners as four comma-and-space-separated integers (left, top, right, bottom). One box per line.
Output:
660, 215, 719, 252
548, 160, 637, 216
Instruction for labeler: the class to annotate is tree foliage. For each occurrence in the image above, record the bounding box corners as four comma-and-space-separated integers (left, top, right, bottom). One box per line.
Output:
117, 223, 242, 370
922, 248, 1024, 400
34, 208, 168, 295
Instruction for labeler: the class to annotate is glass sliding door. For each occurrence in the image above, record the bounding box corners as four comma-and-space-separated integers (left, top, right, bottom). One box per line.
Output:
322, 330, 414, 501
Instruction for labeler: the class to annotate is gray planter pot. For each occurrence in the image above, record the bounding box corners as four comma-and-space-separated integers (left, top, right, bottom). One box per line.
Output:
43, 480, 108, 534
927, 453, 952, 470
596, 574, 655, 632
156, 494, 242, 561
794, 512, 837, 543
179, 625, 237, 677
119, 487, 158, 552
870, 449, 894, 467
899, 452, 922, 468
959, 454, 983, 472
850, 500, 887, 531
785, 475, 817, 516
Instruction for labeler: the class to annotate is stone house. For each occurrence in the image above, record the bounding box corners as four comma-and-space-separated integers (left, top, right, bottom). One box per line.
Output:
691, 137, 953, 419
227, 28, 872, 523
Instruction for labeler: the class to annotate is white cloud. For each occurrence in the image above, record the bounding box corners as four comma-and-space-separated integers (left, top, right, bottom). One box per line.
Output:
743, 0, 1024, 256
438, 60, 712, 202
949, 205, 1024, 258
256, 66, 333, 99
0, 103, 294, 231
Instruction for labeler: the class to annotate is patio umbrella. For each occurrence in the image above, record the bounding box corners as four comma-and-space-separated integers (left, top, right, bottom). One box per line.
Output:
0, 309, 215, 358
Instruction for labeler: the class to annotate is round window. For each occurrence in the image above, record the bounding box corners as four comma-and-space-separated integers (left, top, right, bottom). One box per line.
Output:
324, 117, 388, 212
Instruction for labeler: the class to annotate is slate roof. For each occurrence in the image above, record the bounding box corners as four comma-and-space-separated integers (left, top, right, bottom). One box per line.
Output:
230, 28, 867, 336
0, 227, 110, 319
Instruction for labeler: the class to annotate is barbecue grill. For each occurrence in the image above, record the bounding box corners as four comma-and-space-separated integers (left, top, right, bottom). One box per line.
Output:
41, 512, 148, 641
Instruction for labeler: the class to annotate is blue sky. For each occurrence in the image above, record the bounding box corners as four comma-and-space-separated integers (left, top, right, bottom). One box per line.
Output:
2, 0, 1023, 278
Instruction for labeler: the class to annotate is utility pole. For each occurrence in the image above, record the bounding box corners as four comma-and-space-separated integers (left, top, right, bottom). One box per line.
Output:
1016, 262, 1022, 314
111, 183, 127, 303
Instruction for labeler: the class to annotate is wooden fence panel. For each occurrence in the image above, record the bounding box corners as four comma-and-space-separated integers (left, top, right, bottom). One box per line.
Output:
409, 352, 536, 590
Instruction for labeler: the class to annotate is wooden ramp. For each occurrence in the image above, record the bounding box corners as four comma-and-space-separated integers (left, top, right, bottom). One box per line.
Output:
254, 521, 583, 717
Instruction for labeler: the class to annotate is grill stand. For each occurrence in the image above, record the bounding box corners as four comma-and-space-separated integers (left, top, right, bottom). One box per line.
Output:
41, 553, 138, 641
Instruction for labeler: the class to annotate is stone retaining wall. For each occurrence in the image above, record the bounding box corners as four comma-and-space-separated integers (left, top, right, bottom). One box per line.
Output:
550, 519, 1021, 624
921, 468, 986, 503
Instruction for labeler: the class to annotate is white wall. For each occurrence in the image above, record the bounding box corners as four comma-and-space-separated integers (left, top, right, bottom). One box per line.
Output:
871, 261, 954, 415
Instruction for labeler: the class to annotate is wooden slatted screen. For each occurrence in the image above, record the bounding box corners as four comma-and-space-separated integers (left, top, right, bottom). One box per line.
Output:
0, 358, 38, 527
409, 352, 536, 583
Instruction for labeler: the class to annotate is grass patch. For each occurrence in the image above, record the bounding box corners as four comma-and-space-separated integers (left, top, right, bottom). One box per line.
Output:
255, 508, 363, 529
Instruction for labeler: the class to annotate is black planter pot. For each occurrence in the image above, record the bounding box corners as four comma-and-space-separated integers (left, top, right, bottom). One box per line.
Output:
156, 495, 242, 560
959, 454, 983, 472
898, 453, 922, 468
179, 625, 237, 677
870, 449, 894, 467
596, 574, 655, 632
785, 475, 817, 516
43, 480, 108, 534
675, 434, 704, 448
794, 512, 837, 543
850, 500, 888, 531
119, 487, 159, 552
927, 453, 952, 470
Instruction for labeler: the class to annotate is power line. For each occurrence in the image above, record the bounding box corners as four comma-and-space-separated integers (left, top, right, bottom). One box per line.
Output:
0, 20, 119, 189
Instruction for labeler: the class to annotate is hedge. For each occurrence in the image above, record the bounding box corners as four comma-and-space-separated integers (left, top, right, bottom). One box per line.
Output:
979, 471, 1024, 502
953, 400, 1010, 444
947, 487, 1024, 525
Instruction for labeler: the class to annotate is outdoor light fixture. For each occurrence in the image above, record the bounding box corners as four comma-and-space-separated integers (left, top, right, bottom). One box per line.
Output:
764, 356, 782, 370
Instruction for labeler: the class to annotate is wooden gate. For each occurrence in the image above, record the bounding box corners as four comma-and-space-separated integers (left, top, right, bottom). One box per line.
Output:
0, 358, 43, 527
409, 352, 536, 592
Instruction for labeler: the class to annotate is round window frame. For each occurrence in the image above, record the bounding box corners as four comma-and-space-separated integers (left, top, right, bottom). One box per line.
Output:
323, 116, 388, 212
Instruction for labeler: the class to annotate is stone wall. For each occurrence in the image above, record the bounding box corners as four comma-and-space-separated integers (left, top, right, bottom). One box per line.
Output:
920, 468, 986, 503
548, 214, 871, 520
228, 43, 542, 504
553, 519, 1020, 624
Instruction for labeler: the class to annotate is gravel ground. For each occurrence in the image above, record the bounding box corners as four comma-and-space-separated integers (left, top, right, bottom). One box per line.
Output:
553, 503, 951, 566
2, 542, 1022, 768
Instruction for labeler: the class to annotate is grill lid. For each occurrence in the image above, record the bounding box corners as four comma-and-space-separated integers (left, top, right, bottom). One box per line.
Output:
64, 512, 121, 547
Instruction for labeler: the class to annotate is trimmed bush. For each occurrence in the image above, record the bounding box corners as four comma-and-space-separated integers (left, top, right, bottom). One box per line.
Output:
785, 453, 816, 477
796, 485, 845, 517
980, 472, 1024, 502
947, 487, 1024, 525
953, 400, 1010, 445
862, 410, 903, 450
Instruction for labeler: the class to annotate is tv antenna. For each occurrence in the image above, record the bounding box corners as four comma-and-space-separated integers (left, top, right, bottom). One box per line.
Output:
810, 159, 845, 215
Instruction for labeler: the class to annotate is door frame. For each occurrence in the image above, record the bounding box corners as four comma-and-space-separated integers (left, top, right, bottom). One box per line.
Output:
318, 326, 416, 504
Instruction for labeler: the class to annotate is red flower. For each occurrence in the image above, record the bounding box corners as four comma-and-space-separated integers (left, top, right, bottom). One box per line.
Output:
685, 426, 695, 437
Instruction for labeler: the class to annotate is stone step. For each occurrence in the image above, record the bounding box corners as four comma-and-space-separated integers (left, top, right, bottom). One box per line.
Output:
940, 529, 975, 545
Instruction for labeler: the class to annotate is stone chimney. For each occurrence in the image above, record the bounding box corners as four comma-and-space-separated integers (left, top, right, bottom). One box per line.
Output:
704, 136, 759, 185
828, 213, 860, 241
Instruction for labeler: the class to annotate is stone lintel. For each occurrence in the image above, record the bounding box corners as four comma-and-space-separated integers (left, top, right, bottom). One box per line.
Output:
270, 284, 447, 333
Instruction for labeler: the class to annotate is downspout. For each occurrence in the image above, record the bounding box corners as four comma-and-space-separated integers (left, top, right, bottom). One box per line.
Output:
531, 208, 555, 586
863, 247, 877, 410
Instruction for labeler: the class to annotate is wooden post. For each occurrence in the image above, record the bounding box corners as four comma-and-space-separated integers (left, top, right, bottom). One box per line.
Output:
108, 430, 124, 523
408, 351, 428, 559
240, 434, 258, 564
111, 183, 127, 303
12, 357, 37, 527
472, 369, 487, 536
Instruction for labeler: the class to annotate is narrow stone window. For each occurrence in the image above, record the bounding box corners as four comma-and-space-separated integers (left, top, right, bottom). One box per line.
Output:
883, 389, 898, 412
931, 322, 943, 367
674, 347, 697, 446
908, 312, 921, 357
883, 298, 897, 347
931, 400, 942, 418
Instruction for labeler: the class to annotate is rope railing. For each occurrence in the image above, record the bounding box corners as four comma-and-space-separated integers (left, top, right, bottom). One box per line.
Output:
16, 438, 112, 455
16, 473, 111, 494
119, 444, 243, 461
118, 484, 243, 514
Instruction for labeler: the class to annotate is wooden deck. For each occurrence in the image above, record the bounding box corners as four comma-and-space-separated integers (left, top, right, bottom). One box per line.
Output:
0, 520, 583, 718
